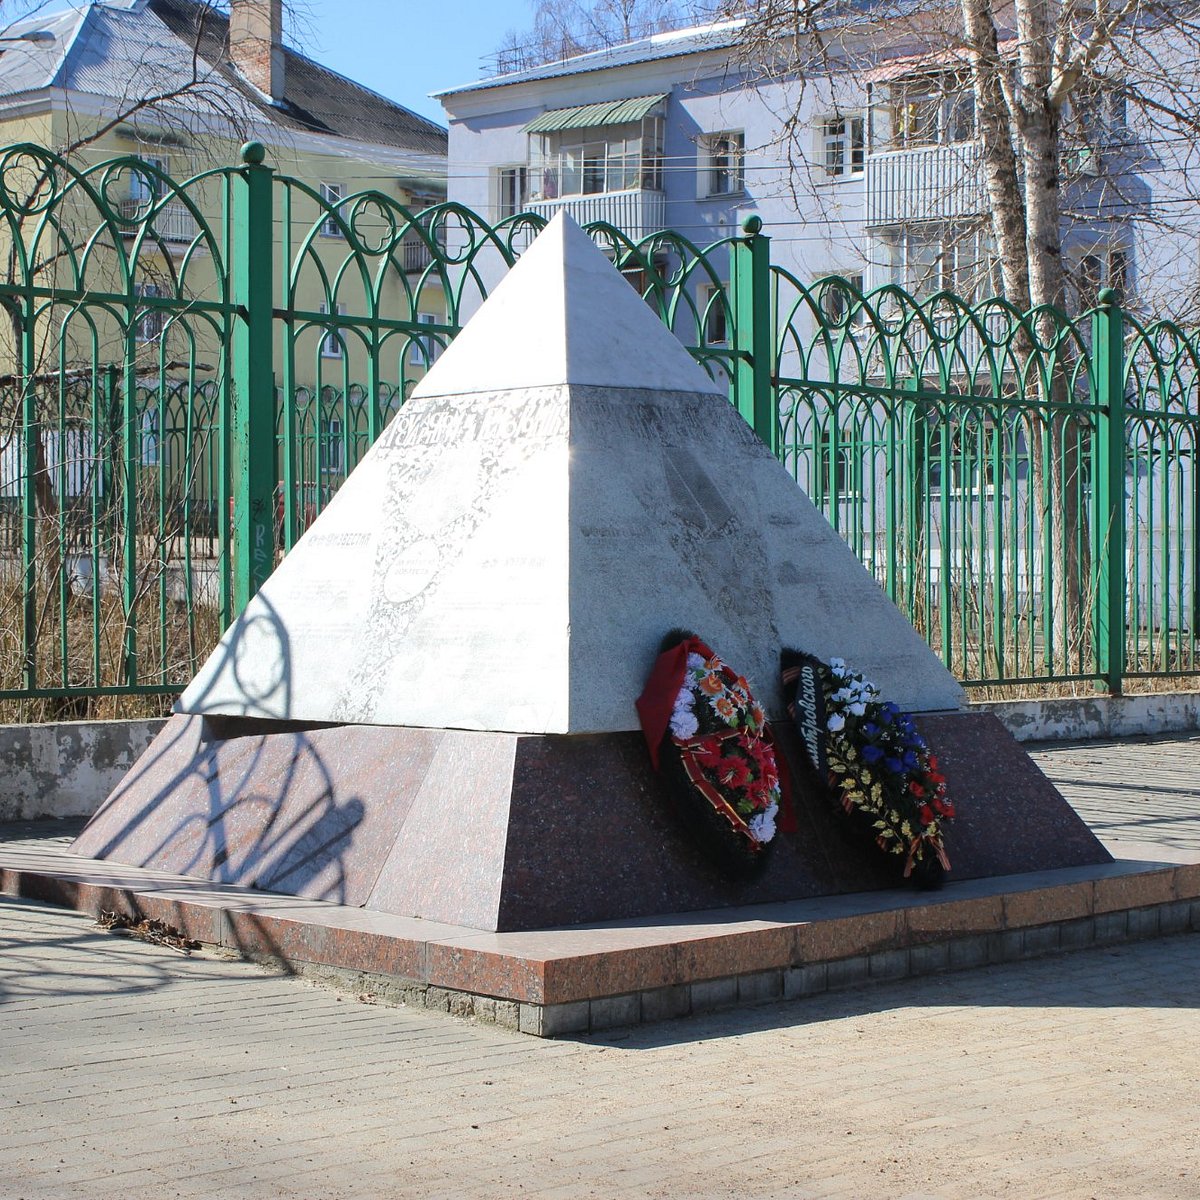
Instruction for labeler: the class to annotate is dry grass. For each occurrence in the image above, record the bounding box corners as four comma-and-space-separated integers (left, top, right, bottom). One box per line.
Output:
0, 575, 221, 723
967, 675, 1200, 703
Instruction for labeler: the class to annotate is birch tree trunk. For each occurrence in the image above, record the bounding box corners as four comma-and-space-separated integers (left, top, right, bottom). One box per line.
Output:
1022, 0, 1089, 670
961, 0, 1030, 309
957, 0, 1088, 671
1015, 0, 1068, 314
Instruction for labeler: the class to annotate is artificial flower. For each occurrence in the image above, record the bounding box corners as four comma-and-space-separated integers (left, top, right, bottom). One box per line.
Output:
796, 654, 954, 877
670, 709, 699, 739
660, 641, 782, 851
749, 809, 777, 843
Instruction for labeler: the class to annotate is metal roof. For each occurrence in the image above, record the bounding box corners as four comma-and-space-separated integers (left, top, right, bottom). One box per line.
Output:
436, 21, 744, 98
435, 1, 937, 101
0, 0, 448, 162
149, 0, 447, 155
524, 93, 667, 133
0, 7, 88, 94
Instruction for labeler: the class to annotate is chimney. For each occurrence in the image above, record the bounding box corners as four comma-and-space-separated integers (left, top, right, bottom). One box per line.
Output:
229, 0, 285, 104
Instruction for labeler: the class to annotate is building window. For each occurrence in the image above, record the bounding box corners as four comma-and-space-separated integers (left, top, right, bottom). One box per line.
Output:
400, 212, 443, 273
1109, 249, 1129, 303
620, 254, 669, 302
928, 415, 1001, 496
130, 157, 165, 207
699, 283, 729, 344
530, 118, 664, 200
140, 407, 160, 466
822, 117, 865, 176
819, 429, 857, 499
319, 302, 346, 358
1079, 254, 1104, 309
905, 231, 944, 296
701, 131, 745, 197
1071, 84, 1128, 145
888, 74, 974, 148
1076, 246, 1130, 309
410, 313, 440, 366
820, 273, 866, 325
891, 228, 994, 299
495, 165, 529, 219
134, 282, 163, 343
319, 419, 344, 474
320, 182, 344, 238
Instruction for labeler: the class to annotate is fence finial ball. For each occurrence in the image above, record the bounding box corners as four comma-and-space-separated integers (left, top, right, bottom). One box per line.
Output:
741, 213, 763, 236
241, 141, 267, 166
1098, 287, 1118, 306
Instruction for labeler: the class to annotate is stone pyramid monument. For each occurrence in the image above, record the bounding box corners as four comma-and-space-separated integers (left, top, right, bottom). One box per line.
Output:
72, 215, 1110, 931
179, 213, 964, 729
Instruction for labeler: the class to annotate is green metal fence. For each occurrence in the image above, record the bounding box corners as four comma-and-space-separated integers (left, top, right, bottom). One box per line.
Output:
0, 141, 1196, 712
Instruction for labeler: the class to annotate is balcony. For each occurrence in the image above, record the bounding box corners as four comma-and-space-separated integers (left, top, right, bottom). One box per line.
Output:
866, 143, 986, 227
527, 188, 667, 241
118, 198, 199, 245
400, 236, 434, 273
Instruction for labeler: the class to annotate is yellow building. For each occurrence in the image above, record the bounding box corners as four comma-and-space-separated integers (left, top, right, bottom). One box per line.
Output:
0, 0, 448, 516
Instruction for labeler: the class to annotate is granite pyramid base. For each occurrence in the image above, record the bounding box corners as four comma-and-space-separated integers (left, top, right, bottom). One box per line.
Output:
71, 710, 1112, 932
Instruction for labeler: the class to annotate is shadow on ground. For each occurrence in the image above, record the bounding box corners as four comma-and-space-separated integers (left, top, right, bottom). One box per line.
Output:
583, 930, 1200, 1050
0, 894, 287, 1006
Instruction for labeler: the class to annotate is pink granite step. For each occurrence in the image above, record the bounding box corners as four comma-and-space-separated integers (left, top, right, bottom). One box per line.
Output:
3, 838, 1197, 1033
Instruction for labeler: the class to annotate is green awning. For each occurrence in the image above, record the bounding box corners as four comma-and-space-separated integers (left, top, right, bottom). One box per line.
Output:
523, 93, 667, 134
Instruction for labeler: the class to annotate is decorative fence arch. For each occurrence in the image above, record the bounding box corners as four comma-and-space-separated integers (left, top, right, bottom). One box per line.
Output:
0, 141, 1195, 712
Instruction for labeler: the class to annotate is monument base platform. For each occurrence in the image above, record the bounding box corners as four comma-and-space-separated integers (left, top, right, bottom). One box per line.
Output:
70, 711, 1111, 932
3, 828, 1197, 1037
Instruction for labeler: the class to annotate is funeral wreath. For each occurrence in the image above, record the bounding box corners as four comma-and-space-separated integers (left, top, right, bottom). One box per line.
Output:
638, 631, 790, 878
782, 649, 954, 887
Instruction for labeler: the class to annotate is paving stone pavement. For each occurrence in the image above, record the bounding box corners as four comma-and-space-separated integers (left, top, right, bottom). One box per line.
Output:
2, 732, 1199, 1199
3, 895, 1199, 1199
1029, 732, 1200, 852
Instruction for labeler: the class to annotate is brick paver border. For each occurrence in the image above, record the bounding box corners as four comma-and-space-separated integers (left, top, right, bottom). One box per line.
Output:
4, 834, 1198, 1036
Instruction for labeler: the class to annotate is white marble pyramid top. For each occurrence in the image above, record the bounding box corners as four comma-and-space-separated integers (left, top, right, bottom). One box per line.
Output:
411, 213, 724, 398
179, 215, 964, 731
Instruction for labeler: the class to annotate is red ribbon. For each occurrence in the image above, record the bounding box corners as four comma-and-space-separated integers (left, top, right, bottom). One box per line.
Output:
636, 635, 796, 839
635, 635, 714, 770
774, 742, 797, 834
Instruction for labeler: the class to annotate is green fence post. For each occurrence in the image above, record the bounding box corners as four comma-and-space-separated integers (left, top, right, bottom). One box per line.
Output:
1093, 287, 1127, 694
19, 303, 36, 692
121, 318, 138, 685
231, 141, 276, 612
731, 214, 775, 454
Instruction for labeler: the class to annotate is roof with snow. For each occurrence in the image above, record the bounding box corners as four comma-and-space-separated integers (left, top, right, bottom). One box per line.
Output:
0, 0, 447, 157
435, 19, 745, 98
435, 0, 939, 101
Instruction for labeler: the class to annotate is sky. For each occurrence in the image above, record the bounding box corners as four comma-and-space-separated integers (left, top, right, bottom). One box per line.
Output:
297, 0, 527, 124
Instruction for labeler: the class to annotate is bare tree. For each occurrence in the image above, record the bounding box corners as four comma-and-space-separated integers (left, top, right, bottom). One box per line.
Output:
715, 0, 1200, 668
0, 0, 57, 22
490, 0, 720, 73
0, 0, 309, 714
720, 0, 1200, 316
2, 0, 284, 498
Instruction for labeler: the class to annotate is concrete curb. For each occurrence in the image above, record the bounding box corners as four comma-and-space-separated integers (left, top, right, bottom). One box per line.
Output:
976, 693, 1200, 743
0, 719, 166, 821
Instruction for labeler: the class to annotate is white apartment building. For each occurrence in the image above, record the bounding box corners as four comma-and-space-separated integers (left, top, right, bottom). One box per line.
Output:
436, 17, 1158, 323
